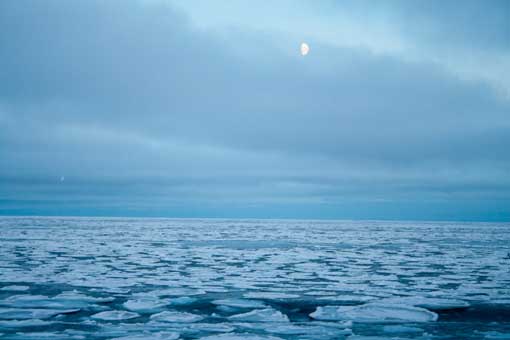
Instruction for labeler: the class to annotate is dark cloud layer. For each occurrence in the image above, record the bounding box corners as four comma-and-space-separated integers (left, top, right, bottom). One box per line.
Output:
1, 0, 509, 220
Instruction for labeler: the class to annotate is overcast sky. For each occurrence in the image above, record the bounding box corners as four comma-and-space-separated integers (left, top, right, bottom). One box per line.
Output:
1, 0, 509, 221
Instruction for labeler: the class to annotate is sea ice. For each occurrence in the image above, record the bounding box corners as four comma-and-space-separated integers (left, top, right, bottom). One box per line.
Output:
238, 322, 351, 337
168, 296, 197, 306
150, 311, 204, 323
91, 310, 140, 321
151, 288, 206, 297
0, 308, 79, 320
228, 308, 289, 322
111, 332, 180, 340
212, 299, 267, 309
310, 303, 438, 323
243, 292, 299, 300
317, 295, 376, 303
1, 217, 509, 339
0, 332, 74, 339
123, 299, 168, 314
380, 296, 470, 311
0, 285, 30, 292
200, 334, 284, 340
0, 319, 54, 328
0, 292, 113, 309
54, 291, 115, 303
188, 323, 236, 333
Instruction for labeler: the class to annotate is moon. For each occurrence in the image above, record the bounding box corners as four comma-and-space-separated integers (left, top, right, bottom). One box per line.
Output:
300, 42, 310, 56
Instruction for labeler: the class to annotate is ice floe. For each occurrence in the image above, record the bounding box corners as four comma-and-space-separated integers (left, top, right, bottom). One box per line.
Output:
200, 334, 284, 340
0, 319, 55, 328
123, 299, 168, 314
188, 323, 236, 333
243, 292, 299, 300
228, 308, 289, 322
380, 296, 470, 311
150, 288, 206, 297
0, 308, 79, 320
212, 299, 267, 309
0, 292, 113, 309
111, 332, 180, 340
150, 311, 204, 323
91, 310, 140, 321
310, 303, 438, 323
168, 296, 197, 306
0, 285, 30, 292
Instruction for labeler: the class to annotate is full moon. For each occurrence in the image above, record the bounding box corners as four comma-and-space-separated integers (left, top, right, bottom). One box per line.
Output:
300, 42, 310, 56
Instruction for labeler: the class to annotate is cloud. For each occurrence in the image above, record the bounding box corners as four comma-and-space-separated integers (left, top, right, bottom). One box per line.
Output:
387, 0, 510, 51
168, 0, 510, 95
0, 0, 509, 220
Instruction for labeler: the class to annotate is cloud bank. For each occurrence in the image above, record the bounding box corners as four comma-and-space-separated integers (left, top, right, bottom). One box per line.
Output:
1, 0, 509, 220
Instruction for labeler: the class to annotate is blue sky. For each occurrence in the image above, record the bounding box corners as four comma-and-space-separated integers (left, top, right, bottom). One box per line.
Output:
1, 0, 509, 221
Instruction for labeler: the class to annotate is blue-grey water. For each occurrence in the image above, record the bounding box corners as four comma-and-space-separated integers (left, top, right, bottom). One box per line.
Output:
0, 217, 509, 339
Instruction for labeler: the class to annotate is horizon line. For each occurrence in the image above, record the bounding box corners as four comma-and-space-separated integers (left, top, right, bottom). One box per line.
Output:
1, 213, 509, 224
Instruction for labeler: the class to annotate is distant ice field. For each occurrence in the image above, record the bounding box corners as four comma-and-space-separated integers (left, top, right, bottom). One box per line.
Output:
0, 217, 509, 339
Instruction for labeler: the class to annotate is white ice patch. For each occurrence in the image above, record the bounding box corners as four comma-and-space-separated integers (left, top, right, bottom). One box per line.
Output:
0, 295, 52, 308
0, 308, 79, 320
111, 332, 180, 340
238, 322, 352, 337
0, 292, 113, 309
200, 334, 284, 340
380, 296, 470, 311
0, 285, 30, 292
91, 310, 140, 321
0, 319, 54, 328
123, 299, 168, 314
150, 288, 206, 297
168, 296, 197, 306
188, 323, 236, 333
310, 303, 437, 323
228, 308, 289, 323
54, 291, 114, 303
317, 295, 376, 303
243, 292, 299, 300
212, 299, 267, 309
150, 311, 204, 323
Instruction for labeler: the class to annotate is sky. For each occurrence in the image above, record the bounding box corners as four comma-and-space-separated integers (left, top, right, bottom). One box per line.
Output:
0, 0, 509, 221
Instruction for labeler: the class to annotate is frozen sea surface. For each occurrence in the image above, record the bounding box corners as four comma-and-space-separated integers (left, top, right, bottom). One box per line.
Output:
0, 217, 509, 339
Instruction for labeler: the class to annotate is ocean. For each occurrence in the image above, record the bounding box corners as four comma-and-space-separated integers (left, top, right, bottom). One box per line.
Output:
0, 217, 509, 339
